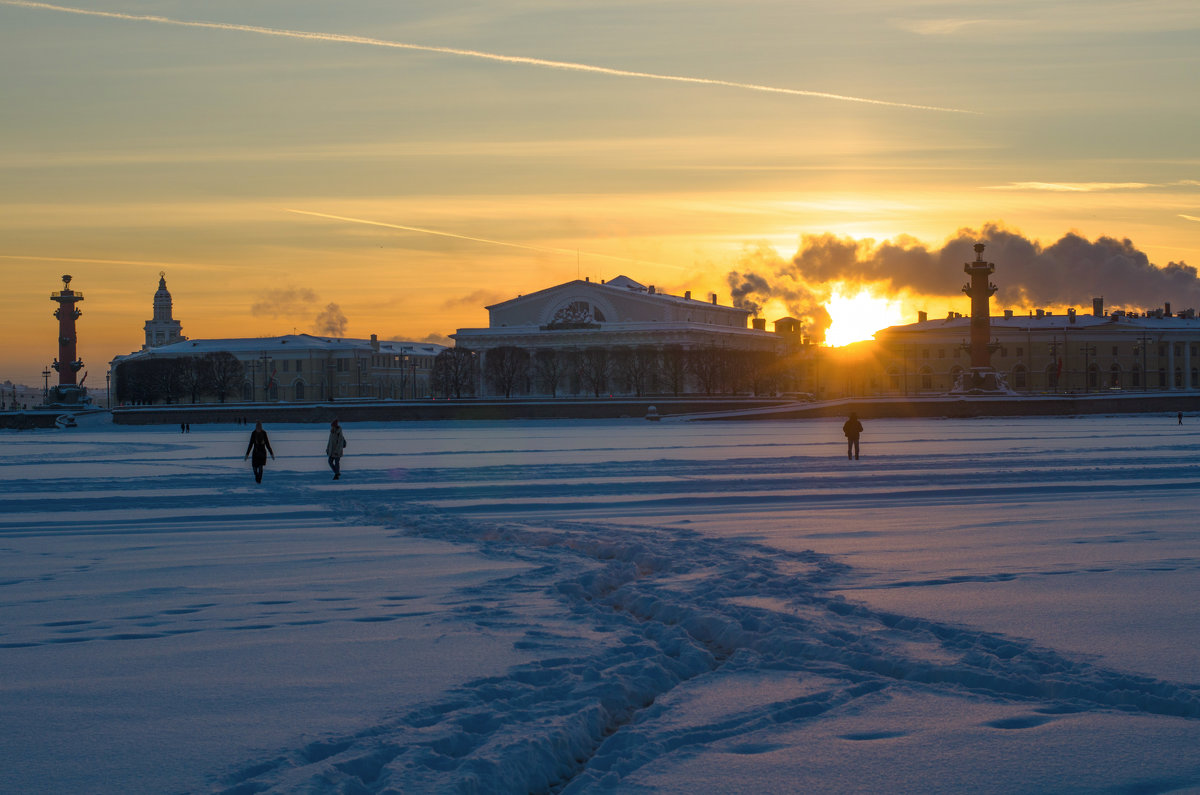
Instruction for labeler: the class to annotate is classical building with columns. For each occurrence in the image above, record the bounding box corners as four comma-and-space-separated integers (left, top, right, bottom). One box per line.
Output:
873, 300, 1200, 396
452, 275, 799, 397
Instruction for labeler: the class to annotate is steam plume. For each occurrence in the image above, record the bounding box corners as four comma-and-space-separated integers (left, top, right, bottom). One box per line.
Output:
3, 1, 975, 113
728, 224, 1197, 337
250, 286, 318, 317
314, 303, 348, 337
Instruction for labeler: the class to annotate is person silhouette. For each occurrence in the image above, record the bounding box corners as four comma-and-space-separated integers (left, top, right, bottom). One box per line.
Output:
843, 412, 863, 460
243, 421, 275, 483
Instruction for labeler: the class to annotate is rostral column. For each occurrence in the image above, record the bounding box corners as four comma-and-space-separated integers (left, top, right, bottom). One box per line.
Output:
50, 274, 84, 386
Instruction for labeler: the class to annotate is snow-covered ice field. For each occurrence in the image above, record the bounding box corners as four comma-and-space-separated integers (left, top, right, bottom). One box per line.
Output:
2, 413, 1199, 793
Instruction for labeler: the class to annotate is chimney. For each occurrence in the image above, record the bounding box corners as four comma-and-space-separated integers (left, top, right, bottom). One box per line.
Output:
1068, 308, 1077, 324
1004, 309, 1013, 319
710, 293, 718, 304
1036, 309, 1045, 318
370, 333, 379, 351
684, 290, 691, 300
648, 285, 655, 294
917, 310, 928, 323
1093, 297, 1104, 317
752, 318, 766, 330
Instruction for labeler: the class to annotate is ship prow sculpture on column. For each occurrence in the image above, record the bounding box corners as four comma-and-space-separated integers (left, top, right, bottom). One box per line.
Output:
47, 274, 93, 407
949, 243, 1015, 395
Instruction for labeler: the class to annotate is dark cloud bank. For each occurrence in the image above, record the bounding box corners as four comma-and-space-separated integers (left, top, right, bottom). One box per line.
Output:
727, 223, 1196, 341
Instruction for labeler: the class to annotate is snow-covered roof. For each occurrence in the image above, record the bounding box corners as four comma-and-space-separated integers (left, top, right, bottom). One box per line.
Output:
113, 334, 445, 360
880, 311, 1200, 336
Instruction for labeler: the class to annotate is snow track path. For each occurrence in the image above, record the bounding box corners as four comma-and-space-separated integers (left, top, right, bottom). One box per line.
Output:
2, 416, 1199, 793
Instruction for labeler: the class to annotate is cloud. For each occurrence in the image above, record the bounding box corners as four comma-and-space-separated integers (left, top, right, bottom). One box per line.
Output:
986, 180, 1200, 192
727, 223, 1200, 327
1181, 214, 1200, 223
313, 303, 348, 337
250, 286, 318, 317
2, 1, 976, 114
442, 289, 508, 311
420, 333, 454, 347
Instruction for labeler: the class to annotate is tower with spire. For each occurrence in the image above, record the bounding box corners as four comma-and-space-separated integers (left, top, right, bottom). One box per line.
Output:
144, 271, 186, 349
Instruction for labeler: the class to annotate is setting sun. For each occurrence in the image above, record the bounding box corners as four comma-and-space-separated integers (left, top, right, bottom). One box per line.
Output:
823, 286, 905, 347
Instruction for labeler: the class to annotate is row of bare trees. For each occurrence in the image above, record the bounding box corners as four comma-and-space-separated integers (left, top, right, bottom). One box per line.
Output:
462, 344, 784, 399
115, 353, 245, 405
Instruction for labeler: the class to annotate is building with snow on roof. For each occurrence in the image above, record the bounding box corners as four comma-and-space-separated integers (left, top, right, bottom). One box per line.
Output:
451, 275, 800, 397
144, 272, 186, 349
873, 298, 1200, 396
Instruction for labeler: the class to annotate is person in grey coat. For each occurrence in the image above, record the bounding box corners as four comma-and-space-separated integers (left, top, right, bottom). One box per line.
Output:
326, 419, 347, 480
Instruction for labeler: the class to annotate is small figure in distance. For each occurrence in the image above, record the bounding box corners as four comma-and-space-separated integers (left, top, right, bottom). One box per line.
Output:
1178, 411, 1183, 425
843, 412, 863, 461
326, 419, 347, 480
244, 421, 275, 484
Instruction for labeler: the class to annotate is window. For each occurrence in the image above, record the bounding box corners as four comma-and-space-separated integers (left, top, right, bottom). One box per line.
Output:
937, 349, 945, 358
1111, 346, 1119, 356
295, 381, 305, 400
1016, 347, 1024, 357
282, 361, 289, 373
295, 360, 302, 373
1012, 365, 1027, 389
999, 346, 1008, 357
1109, 364, 1121, 388
921, 349, 929, 359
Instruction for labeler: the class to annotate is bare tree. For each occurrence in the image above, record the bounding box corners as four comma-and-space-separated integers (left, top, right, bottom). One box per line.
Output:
433, 348, 477, 399
178, 357, 211, 404
533, 349, 565, 397
578, 348, 611, 397
688, 345, 722, 395
203, 352, 244, 403
660, 345, 688, 396
483, 346, 529, 398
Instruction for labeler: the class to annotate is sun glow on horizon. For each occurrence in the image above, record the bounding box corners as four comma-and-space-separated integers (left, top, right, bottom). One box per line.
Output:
823, 286, 905, 347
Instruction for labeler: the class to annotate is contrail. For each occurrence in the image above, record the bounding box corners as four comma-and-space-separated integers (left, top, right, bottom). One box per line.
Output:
2, 0, 977, 114
286, 209, 686, 270
0, 253, 229, 269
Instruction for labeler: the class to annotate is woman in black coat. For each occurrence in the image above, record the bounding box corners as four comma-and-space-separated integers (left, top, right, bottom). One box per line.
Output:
243, 421, 275, 483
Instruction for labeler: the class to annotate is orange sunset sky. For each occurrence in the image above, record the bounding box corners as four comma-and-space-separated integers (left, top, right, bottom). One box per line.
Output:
1, 0, 1197, 384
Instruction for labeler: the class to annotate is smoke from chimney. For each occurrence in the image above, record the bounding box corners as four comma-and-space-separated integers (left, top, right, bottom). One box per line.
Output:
726, 224, 1195, 334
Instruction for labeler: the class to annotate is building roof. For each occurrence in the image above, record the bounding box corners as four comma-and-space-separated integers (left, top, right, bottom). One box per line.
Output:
113, 334, 445, 361
880, 311, 1200, 337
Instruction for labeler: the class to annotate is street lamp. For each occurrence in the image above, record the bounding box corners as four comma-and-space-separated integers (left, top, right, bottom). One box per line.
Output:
42, 368, 51, 405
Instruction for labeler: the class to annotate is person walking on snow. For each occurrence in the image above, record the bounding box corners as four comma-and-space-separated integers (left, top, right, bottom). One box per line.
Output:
244, 421, 275, 483
843, 412, 863, 460
326, 419, 347, 480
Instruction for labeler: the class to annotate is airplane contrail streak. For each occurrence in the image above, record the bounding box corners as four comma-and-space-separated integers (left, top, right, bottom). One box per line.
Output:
2, 1, 978, 114
285, 209, 686, 270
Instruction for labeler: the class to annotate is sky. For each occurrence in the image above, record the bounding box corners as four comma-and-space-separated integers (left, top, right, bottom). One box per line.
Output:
1, 0, 1198, 383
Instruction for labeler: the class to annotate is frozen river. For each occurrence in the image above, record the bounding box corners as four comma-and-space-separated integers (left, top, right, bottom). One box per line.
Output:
2, 413, 1198, 793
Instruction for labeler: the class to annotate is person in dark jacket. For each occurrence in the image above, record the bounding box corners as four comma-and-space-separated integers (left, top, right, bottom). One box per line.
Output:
243, 421, 275, 483
843, 412, 863, 460
325, 419, 347, 480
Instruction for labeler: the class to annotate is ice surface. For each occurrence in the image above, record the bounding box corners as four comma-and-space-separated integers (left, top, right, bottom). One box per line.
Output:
1, 414, 1198, 793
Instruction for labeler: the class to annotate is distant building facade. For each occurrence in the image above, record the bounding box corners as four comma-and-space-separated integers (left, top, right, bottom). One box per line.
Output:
111, 277, 443, 404
111, 334, 444, 405
452, 275, 800, 397
873, 302, 1200, 395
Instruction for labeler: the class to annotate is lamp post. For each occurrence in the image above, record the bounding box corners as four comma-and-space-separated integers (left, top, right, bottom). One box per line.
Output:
1081, 343, 1096, 392
42, 368, 51, 405
258, 353, 272, 401
106, 371, 111, 409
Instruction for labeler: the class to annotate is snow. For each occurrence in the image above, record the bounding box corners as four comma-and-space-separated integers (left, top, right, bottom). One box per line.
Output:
2, 413, 1199, 793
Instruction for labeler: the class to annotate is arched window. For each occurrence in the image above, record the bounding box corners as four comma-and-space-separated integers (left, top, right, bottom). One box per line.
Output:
1087, 364, 1100, 390
1109, 363, 1121, 389
242, 381, 253, 401
919, 366, 933, 391
1175, 367, 1184, 388
294, 380, 305, 401
886, 367, 900, 390
1046, 363, 1059, 390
